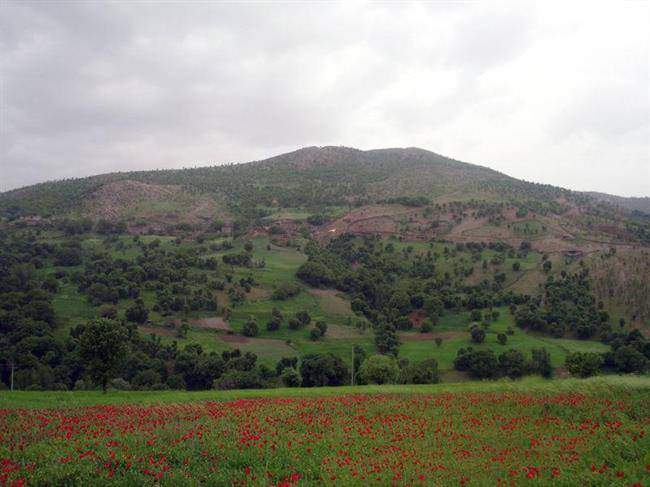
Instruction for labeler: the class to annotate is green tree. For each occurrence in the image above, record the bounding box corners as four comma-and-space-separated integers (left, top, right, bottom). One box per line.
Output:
565, 352, 603, 378
77, 319, 128, 392
279, 367, 302, 387
375, 323, 399, 356
498, 349, 527, 378
470, 326, 485, 343
402, 358, 440, 384
358, 355, 398, 384
300, 353, 348, 387
125, 299, 148, 323
531, 348, 553, 378
242, 318, 259, 337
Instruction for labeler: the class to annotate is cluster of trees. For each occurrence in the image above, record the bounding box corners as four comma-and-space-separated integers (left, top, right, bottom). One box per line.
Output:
297, 234, 536, 358
454, 347, 553, 379
515, 268, 610, 339
565, 329, 649, 377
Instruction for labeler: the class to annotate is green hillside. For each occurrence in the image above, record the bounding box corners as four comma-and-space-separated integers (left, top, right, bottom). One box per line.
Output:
1, 146, 649, 394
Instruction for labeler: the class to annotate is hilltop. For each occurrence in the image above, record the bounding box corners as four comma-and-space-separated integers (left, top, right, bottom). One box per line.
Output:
2, 146, 649, 250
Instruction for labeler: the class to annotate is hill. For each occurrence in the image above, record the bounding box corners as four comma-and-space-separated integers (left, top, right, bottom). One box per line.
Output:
1, 146, 649, 395
2, 146, 649, 247
586, 191, 650, 214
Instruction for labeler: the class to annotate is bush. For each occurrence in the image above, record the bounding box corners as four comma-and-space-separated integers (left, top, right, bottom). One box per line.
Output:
565, 352, 603, 378
315, 321, 327, 337
279, 367, 302, 387
309, 327, 322, 341
296, 311, 311, 326
266, 316, 281, 331
402, 359, 440, 384
214, 369, 263, 390
125, 299, 148, 323
300, 353, 349, 387
455, 349, 498, 378
242, 319, 259, 337
109, 378, 132, 391
498, 349, 527, 378
358, 355, 398, 385
470, 326, 485, 343
531, 348, 553, 378
613, 346, 647, 373
271, 282, 302, 300
497, 333, 507, 345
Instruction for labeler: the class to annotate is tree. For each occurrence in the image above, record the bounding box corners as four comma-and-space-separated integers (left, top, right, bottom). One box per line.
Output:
242, 318, 259, 337
455, 349, 498, 378
309, 327, 322, 341
296, 311, 311, 326
315, 321, 328, 337
543, 260, 552, 273
498, 349, 527, 378
266, 316, 281, 331
531, 348, 553, 378
470, 326, 485, 344
512, 261, 521, 272
435, 337, 443, 348
280, 367, 301, 387
125, 299, 148, 324
358, 355, 398, 384
402, 359, 440, 384
300, 353, 348, 387
614, 346, 647, 373
497, 333, 507, 345
565, 352, 603, 378
375, 323, 399, 356
77, 319, 128, 392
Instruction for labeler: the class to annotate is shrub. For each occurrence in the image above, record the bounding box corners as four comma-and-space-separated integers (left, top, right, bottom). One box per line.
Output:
266, 316, 281, 331
498, 349, 527, 378
271, 282, 302, 300
402, 359, 440, 384
279, 368, 301, 387
309, 328, 322, 341
358, 355, 398, 385
214, 369, 263, 390
565, 352, 603, 378
242, 319, 259, 337
300, 353, 348, 387
470, 326, 485, 343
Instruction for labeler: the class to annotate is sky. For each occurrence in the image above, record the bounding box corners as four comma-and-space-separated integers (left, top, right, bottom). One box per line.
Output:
1, 1, 649, 196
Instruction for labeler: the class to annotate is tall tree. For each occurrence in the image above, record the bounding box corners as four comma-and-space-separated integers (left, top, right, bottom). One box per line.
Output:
77, 319, 128, 392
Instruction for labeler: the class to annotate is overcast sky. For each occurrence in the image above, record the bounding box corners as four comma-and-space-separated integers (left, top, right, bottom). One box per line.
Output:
1, 1, 648, 196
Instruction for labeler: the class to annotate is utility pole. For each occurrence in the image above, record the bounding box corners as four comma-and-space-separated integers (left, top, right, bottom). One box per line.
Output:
351, 346, 355, 387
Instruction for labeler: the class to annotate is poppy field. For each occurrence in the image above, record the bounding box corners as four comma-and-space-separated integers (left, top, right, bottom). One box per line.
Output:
1, 379, 649, 486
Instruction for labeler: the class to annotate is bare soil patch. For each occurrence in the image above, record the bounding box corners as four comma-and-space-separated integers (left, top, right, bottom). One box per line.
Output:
188, 317, 231, 331
219, 334, 249, 344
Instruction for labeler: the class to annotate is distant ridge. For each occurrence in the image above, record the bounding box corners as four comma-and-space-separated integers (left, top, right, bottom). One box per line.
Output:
586, 192, 650, 214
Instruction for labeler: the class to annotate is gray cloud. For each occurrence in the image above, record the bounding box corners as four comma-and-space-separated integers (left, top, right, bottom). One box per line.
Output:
1, 0, 648, 196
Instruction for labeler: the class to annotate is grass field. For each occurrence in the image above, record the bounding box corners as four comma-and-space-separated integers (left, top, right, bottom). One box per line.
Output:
1, 377, 648, 485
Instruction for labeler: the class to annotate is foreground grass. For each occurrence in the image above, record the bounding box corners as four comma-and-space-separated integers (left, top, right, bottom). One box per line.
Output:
0, 376, 648, 486
2, 375, 649, 409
